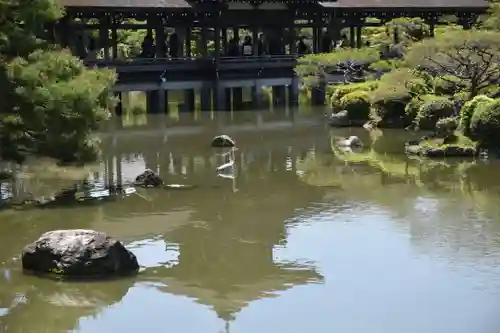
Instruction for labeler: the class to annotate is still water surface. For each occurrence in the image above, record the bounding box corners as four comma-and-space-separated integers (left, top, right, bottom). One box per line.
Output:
1, 110, 500, 333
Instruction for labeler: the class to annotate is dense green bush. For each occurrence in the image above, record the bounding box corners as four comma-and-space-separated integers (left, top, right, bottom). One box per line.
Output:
339, 91, 371, 120
460, 95, 494, 136
469, 99, 500, 145
405, 95, 433, 121
3, 50, 116, 163
414, 96, 455, 130
330, 81, 378, 111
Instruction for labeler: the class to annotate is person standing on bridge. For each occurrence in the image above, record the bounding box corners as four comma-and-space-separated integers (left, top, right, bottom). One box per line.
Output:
297, 36, 310, 55
242, 36, 253, 56
140, 32, 155, 58
168, 32, 180, 58
226, 37, 240, 57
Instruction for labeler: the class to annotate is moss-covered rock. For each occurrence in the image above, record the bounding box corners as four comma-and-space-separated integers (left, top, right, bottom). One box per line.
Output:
330, 81, 378, 111
338, 90, 371, 121
405, 135, 477, 158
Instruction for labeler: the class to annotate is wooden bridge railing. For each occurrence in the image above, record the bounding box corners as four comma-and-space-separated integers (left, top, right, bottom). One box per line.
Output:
84, 55, 298, 73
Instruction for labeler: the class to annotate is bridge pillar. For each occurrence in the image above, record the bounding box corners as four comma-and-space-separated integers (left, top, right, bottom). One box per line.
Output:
252, 84, 264, 109
213, 82, 227, 111
114, 92, 123, 116
288, 77, 300, 107
146, 90, 163, 114
200, 87, 212, 111
183, 90, 195, 112
311, 81, 326, 106
272, 86, 286, 107
233, 88, 244, 111
225, 88, 232, 111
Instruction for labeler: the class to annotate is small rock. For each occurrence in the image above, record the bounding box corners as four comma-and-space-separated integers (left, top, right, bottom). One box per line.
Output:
211, 135, 235, 148
22, 229, 139, 279
328, 110, 350, 127
135, 169, 163, 188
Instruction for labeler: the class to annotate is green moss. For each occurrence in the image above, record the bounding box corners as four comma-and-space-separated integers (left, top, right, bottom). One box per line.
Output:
339, 90, 371, 120
330, 81, 378, 111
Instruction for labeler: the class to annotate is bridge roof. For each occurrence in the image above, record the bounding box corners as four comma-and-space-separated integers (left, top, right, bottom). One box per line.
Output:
320, 0, 489, 9
60, 0, 332, 9
61, 0, 191, 8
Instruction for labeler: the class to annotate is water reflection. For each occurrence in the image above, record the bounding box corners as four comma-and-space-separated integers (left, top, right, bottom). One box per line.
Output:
0, 111, 499, 333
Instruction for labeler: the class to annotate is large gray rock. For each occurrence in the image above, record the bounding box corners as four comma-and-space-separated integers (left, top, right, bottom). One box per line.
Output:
22, 229, 139, 278
135, 169, 163, 188
211, 135, 235, 148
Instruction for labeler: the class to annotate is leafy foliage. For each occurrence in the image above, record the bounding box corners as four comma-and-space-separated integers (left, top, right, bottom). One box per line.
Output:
413, 96, 455, 130
0, 0, 116, 163
406, 30, 500, 98
330, 81, 378, 111
469, 98, 500, 145
460, 95, 494, 136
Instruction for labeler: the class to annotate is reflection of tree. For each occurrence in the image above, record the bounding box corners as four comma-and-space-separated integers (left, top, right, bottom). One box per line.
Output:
299, 136, 500, 268
0, 274, 134, 333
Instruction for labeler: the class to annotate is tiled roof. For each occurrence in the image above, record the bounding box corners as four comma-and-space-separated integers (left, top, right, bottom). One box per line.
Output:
320, 0, 489, 8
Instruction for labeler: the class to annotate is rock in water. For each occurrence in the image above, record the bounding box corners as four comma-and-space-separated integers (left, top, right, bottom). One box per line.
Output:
22, 229, 139, 278
328, 111, 350, 127
135, 169, 163, 188
211, 135, 235, 148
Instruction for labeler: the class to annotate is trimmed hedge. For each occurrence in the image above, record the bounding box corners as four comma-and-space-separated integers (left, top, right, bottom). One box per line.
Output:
414, 96, 455, 130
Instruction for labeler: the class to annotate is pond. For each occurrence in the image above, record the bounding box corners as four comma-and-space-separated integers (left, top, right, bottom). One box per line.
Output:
0, 109, 500, 333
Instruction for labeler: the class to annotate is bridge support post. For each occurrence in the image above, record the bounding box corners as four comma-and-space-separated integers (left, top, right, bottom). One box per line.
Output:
288, 77, 299, 107
225, 88, 232, 111
114, 92, 123, 116
183, 89, 195, 112
233, 88, 243, 111
311, 78, 326, 106
200, 87, 212, 111
272, 86, 286, 107
213, 82, 227, 111
146, 90, 163, 114
252, 84, 263, 109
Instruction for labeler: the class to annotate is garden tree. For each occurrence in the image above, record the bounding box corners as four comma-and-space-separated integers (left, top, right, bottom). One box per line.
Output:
294, 48, 379, 86
384, 17, 430, 44
405, 29, 500, 99
483, 2, 500, 30
0, 0, 116, 163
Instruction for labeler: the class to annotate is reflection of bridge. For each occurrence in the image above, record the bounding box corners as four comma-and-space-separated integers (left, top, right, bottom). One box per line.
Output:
88, 55, 300, 112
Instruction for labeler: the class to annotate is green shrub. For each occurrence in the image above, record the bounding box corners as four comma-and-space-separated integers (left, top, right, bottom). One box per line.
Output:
405, 97, 425, 122
371, 85, 411, 123
435, 117, 459, 135
460, 95, 494, 136
330, 81, 378, 111
339, 91, 371, 120
469, 99, 500, 145
414, 96, 455, 130
405, 95, 440, 122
